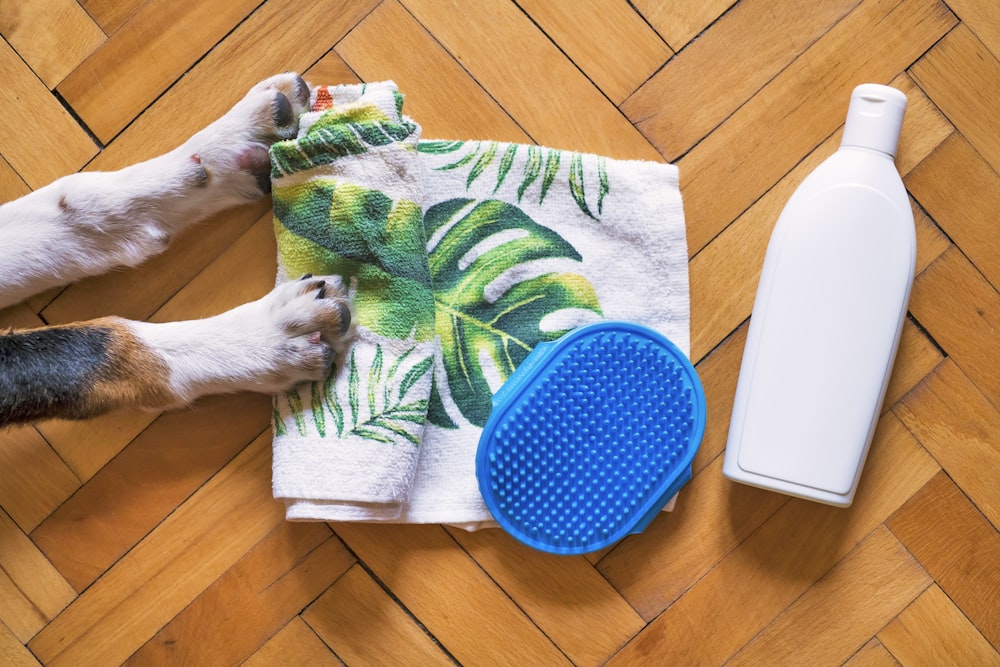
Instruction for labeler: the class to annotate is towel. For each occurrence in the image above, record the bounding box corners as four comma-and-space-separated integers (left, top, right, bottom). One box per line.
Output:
270, 83, 437, 521
270, 82, 689, 527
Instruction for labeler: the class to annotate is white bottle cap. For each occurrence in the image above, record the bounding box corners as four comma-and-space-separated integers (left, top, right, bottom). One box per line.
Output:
840, 84, 908, 157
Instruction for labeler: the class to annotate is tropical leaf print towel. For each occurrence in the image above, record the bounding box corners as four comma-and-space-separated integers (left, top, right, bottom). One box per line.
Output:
270, 82, 690, 527
270, 83, 437, 521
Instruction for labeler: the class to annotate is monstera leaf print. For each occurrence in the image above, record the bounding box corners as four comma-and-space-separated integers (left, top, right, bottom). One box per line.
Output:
273, 180, 435, 341
418, 141, 610, 219
272, 104, 417, 177
425, 198, 602, 428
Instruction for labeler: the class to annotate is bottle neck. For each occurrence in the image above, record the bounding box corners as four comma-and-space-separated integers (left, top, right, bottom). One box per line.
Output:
840, 84, 907, 158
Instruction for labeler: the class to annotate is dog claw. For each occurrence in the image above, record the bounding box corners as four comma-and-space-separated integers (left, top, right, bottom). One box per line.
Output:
336, 301, 351, 335
273, 92, 294, 129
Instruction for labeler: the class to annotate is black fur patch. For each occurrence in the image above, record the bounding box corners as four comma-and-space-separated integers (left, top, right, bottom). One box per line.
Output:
0, 325, 114, 426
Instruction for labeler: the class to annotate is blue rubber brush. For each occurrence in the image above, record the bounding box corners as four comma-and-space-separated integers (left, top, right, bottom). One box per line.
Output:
476, 321, 707, 555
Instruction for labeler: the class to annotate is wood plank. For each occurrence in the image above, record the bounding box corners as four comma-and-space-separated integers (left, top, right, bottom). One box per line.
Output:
891, 73, 958, 177
79, 0, 147, 35
148, 214, 277, 322
623, 0, 859, 160
895, 359, 1000, 530
304, 564, 453, 667
727, 527, 931, 665
0, 620, 41, 667
879, 584, 1000, 666
34, 409, 158, 482
688, 324, 747, 471
888, 472, 1000, 648
400, 0, 661, 160
677, 0, 955, 256
907, 133, 1000, 292
244, 617, 343, 667
335, 0, 532, 143
82, 0, 379, 173
127, 523, 353, 665
942, 0, 1000, 61
0, 154, 29, 204
0, 425, 80, 532
301, 49, 362, 90
333, 523, 572, 666
629, 0, 733, 50
598, 453, 786, 620
0, 303, 43, 330
29, 432, 284, 666
516, 0, 671, 104
845, 639, 903, 667
909, 246, 1000, 408
30, 393, 271, 592
0, 508, 76, 643
58, 0, 262, 143
448, 526, 645, 665
0, 0, 105, 88
607, 413, 939, 664
0, 38, 96, 189
911, 24, 1000, 175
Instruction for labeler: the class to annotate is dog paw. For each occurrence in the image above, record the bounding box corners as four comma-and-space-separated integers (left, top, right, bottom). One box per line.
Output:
252, 275, 353, 390
178, 72, 311, 202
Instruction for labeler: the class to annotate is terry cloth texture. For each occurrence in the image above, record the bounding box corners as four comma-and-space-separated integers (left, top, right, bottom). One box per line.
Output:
270, 81, 689, 528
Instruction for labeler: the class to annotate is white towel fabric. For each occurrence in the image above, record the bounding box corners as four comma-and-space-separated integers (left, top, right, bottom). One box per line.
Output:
270, 82, 689, 528
270, 83, 437, 521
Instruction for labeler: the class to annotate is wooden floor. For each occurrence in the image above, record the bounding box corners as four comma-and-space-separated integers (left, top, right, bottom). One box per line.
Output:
1, 0, 999, 664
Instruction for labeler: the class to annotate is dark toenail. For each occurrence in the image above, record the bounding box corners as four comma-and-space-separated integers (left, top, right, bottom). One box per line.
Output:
336, 301, 351, 335
300, 273, 313, 280
273, 93, 293, 127
255, 171, 270, 194
316, 285, 326, 299
294, 75, 309, 105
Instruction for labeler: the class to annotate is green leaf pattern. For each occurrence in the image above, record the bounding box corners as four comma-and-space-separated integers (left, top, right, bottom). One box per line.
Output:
276, 114, 612, 441
418, 140, 609, 218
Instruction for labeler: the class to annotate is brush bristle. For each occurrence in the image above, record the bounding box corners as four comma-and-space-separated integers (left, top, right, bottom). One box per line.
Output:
478, 323, 705, 555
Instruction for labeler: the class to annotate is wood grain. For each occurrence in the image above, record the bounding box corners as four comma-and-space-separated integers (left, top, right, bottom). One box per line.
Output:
58, 0, 262, 143
0, 38, 96, 189
0, 0, 105, 88
0, 1, 997, 663
879, 585, 1000, 666
910, 24, 1000, 175
304, 564, 453, 666
623, 0, 859, 160
727, 527, 930, 666
888, 472, 1000, 648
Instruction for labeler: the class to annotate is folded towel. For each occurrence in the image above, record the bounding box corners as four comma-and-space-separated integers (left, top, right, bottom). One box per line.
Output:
271, 82, 689, 528
270, 83, 437, 521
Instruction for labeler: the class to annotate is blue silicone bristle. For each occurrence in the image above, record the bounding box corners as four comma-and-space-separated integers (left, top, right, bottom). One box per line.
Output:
476, 321, 706, 555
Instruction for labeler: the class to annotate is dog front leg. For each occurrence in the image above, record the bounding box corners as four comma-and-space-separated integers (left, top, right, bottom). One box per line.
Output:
0, 276, 350, 427
0, 73, 310, 310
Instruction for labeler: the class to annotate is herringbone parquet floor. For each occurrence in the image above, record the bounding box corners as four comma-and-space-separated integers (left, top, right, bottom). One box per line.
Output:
2, 0, 999, 664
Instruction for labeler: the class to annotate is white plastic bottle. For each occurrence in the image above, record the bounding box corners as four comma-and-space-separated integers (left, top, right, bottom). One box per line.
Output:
722, 84, 915, 507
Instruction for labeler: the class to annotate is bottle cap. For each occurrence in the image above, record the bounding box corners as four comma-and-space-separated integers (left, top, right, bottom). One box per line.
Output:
840, 84, 908, 157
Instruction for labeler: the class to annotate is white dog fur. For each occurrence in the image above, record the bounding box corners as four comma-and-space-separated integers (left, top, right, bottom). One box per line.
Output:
0, 73, 351, 426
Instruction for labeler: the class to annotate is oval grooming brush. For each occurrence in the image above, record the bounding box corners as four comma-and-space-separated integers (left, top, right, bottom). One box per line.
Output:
476, 321, 706, 555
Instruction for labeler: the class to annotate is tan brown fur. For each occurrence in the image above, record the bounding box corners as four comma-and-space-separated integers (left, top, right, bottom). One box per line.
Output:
81, 317, 176, 414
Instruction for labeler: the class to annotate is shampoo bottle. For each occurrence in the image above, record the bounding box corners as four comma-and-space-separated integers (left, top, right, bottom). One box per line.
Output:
722, 84, 915, 507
